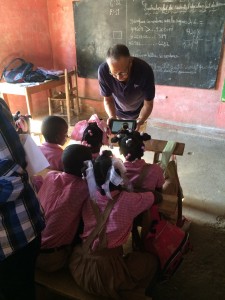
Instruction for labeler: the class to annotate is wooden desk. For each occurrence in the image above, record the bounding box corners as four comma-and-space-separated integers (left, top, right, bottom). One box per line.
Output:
144, 139, 185, 163
0, 76, 65, 115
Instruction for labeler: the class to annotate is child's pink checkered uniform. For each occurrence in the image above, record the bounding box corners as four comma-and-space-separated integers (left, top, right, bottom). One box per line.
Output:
124, 159, 165, 190
38, 171, 89, 248
39, 142, 63, 171
81, 190, 155, 250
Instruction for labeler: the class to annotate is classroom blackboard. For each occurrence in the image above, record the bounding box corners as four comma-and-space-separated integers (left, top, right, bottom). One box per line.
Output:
73, 0, 225, 88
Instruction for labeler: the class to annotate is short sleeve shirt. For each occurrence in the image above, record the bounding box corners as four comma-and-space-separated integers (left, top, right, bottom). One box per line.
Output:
39, 142, 63, 171
81, 190, 155, 249
38, 171, 90, 248
98, 57, 155, 119
124, 159, 165, 190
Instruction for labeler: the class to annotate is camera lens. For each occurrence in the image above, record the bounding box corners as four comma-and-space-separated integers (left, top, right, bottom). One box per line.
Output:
122, 122, 129, 130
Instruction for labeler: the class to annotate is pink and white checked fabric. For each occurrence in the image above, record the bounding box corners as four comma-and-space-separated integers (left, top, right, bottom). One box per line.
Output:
81, 190, 155, 250
124, 159, 165, 190
38, 171, 89, 248
39, 142, 63, 171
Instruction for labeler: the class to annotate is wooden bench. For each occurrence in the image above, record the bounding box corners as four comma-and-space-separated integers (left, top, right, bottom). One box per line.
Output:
35, 268, 109, 300
35, 267, 152, 300
144, 139, 185, 163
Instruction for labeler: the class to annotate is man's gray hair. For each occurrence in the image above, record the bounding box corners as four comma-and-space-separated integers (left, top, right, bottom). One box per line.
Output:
106, 44, 130, 60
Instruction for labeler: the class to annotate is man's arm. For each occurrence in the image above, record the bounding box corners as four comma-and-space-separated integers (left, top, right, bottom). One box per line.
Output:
136, 100, 154, 130
104, 96, 117, 124
98, 64, 116, 124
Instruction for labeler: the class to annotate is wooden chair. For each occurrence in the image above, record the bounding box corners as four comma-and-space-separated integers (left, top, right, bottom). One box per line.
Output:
35, 267, 152, 300
48, 68, 80, 125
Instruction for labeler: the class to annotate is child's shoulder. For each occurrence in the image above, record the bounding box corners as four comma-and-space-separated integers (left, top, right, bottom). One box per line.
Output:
45, 170, 62, 179
149, 162, 163, 170
124, 159, 146, 168
40, 142, 63, 149
145, 163, 164, 178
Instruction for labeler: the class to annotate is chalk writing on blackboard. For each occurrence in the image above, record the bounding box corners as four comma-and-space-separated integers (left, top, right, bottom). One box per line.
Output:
73, 0, 225, 88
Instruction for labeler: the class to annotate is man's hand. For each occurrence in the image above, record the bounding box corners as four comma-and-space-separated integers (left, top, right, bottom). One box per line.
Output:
104, 96, 117, 125
107, 116, 116, 126
136, 100, 154, 131
136, 118, 145, 131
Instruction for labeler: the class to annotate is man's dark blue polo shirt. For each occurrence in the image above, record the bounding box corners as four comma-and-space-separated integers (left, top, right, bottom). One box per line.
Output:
98, 57, 155, 119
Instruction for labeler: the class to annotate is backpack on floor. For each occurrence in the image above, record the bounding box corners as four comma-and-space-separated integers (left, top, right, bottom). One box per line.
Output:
144, 205, 191, 281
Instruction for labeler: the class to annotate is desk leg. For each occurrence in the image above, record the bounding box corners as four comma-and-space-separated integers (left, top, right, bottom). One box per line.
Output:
47, 89, 53, 116
48, 89, 53, 98
24, 90, 32, 115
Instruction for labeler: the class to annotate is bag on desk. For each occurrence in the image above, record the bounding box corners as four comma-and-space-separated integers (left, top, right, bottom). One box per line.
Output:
1, 58, 33, 83
24, 70, 46, 82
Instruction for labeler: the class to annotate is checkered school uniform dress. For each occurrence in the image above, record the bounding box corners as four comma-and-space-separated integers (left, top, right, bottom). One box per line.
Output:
38, 171, 90, 248
70, 189, 158, 298
81, 189, 155, 250
39, 142, 63, 171
124, 159, 165, 190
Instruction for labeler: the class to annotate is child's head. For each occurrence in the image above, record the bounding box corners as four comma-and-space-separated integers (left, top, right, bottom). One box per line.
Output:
41, 116, 68, 146
62, 144, 92, 177
71, 114, 109, 156
93, 150, 114, 187
111, 129, 151, 162
92, 150, 129, 196
81, 122, 103, 155
84, 150, 130, 198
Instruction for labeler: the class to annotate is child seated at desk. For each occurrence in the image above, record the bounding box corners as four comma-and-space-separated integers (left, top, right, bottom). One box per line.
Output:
71, 114, 109, 159
40, 116, 68, 171
111, 129, 165, 192
36, 144, 92, 272
69, 150, 161, 298
112, 129, 165, 250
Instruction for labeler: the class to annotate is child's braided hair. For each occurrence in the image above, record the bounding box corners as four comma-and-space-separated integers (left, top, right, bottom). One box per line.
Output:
81, 122, 103, 154
111, 129, 151, 162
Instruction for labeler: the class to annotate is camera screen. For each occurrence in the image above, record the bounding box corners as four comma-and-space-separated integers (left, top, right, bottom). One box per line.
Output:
110, 120, 136, 133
